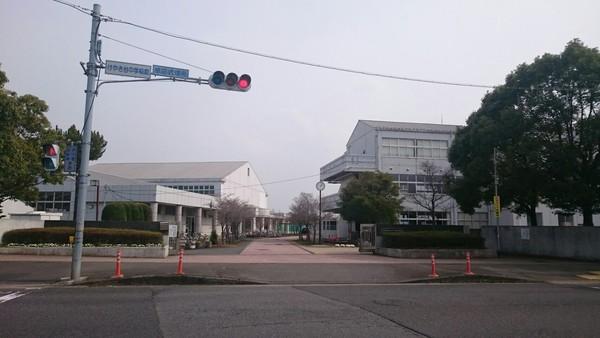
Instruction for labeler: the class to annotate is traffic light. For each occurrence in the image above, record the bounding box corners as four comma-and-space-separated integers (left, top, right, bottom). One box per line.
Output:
208, 71, 251, 92
42, 144, 60, 172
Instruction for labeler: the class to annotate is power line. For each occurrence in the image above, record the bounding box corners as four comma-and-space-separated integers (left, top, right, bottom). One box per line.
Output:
225, 173, 320, 190
51, 0, 92, 15
99, 34, 213, 74
53, 0, 498, 88
94, 14, 495, 89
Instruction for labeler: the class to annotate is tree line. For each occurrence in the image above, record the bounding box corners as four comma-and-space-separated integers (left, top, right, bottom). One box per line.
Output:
448, 39, 600, 226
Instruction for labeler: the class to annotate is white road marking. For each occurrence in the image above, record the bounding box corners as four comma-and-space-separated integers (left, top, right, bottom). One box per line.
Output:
0, 291, 29, 304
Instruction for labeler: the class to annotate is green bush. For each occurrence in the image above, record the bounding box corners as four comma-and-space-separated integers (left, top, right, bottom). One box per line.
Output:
210, 230, 218, 245
2, 227, 162, 246
381, 231, 484, 249
102, 202, 151, 221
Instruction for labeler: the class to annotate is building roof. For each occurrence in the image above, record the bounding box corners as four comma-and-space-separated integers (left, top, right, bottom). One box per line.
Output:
360, 120, 461, 131
90, 162, 247, 181
59, 170, 150, 186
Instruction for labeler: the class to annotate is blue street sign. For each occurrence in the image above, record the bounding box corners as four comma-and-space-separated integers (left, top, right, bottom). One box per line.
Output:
152, 65, 190, 79
64, 144, 78, 173
105, 60, 152, 79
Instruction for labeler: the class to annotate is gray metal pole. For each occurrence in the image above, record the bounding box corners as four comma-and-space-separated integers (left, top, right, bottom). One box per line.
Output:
318, 190, 322, 244
71, 3, 101, 281
493, 147, 500, 250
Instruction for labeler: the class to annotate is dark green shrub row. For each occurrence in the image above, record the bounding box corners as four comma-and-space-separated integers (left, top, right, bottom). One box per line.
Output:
102, 202, 151, 221
381, 231, 484, 249
2, 227, 162, 245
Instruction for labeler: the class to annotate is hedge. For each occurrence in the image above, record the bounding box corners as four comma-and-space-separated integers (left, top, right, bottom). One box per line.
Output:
102, 202, 151, 221
2, 227, 162, 246
381, 231, 484, 249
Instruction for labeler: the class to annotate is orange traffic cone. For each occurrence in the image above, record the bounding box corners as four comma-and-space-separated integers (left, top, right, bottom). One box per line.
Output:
465, 252, 475, 276
176, 248, 184, 275
429, 253, 439, 278
112, 248, 124, 279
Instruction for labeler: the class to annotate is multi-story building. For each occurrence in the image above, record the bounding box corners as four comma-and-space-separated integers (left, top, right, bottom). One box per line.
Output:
320, 120, 599, 238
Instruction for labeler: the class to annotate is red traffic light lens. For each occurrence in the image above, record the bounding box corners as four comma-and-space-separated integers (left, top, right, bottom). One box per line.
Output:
225, 73, 238, 86
44, 145, 57, 156
238, 74, 251, 89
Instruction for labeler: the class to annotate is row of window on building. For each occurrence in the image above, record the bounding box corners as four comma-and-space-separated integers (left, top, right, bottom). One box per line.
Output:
381, 138, 448, 159
398, 211, 490, 227
322, 220, 337, 231
164, 184, 215, 196
394, 174, 445, 194
33, 191, 72, 212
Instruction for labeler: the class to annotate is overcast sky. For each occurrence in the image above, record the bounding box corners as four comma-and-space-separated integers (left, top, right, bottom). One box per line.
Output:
1, 0, 599, 211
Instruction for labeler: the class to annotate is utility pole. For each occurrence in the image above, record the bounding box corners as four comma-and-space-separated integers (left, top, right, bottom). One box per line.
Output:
493, 147, 501, 250
71, 3, 101, 281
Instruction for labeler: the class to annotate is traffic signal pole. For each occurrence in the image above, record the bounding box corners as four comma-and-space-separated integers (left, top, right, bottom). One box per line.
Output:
71, 3, 101, 281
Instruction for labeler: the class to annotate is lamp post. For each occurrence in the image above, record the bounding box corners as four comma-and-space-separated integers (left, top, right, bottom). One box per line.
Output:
316, 181, 325, 244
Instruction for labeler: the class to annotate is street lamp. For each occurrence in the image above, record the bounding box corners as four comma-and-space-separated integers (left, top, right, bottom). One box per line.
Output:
316, 181, 326, 244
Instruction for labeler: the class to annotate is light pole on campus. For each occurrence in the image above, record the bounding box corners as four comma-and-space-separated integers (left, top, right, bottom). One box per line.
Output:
316, 181, 325, 244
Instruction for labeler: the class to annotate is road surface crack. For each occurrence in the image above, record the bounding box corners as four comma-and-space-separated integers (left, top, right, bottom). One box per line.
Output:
293, 286, 432, 338
150, 288, 166, 338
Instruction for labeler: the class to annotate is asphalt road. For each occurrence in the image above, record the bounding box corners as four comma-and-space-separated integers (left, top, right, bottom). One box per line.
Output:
1, 283, 599, 338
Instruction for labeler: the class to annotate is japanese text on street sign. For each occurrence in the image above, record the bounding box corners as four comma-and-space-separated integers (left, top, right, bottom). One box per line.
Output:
152, 65, 189, 79
105, 60, 151, 79
63, 144, 78, 173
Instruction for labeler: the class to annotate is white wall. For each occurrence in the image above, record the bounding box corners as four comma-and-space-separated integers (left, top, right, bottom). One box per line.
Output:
222, 163, 268, 209
0, 212, 62, 243
346, 121, 376, 155
1, 200, 34, 216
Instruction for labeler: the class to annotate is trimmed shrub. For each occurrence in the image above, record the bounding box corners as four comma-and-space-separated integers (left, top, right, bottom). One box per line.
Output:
210, 230, 218, 245
381, 231, 484, 249
102, 202, 151, 221
2, 227, 162, 246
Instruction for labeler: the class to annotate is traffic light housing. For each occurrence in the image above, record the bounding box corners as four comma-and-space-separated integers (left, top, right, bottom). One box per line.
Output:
209, 71, 251, 92
42, 144, 60, 172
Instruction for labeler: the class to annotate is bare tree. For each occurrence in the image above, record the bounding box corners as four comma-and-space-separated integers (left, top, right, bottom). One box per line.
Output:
288, 192, 319, 242
217, 196, 254, 244
409, 161, 452, 224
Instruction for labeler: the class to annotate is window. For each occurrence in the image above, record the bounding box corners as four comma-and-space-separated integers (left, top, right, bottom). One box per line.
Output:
168, 184, 216, 196
400, 211, 448, 225
382, 137, 447, 159
382, 138, 415, 157
457, 212, 488, 228
323, 220, 337, 231
557, 213, 574, 226
164, 205, 176, 215
395, 175, 444, 194
34, 191, 71, 212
